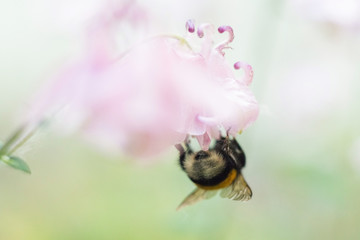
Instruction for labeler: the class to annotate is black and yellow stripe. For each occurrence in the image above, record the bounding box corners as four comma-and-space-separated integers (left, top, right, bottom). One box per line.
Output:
195, 168, 237, 190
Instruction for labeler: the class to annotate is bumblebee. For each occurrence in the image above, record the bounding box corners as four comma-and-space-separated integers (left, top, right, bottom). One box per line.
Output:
176, 135, 252, 210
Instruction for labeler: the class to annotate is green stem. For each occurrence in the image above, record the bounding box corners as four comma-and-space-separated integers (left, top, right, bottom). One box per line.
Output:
0, 120, 46, 157
6, 127, 38, 156
0, 126, 25, 156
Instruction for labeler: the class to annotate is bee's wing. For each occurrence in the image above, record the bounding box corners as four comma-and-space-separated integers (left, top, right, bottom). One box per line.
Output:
176, 188, 217, 211
220, 173, 252, 201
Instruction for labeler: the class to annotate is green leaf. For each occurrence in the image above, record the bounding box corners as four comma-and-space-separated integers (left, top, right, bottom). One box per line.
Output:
1, 155, 31, 174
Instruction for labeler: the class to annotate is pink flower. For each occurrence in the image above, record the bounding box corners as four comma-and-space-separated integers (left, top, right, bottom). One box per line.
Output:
27, 19, 258, 157
291, 0, 360, 30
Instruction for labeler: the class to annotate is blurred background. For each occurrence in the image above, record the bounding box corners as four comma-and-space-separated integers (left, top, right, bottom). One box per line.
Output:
1, 0, 360, 239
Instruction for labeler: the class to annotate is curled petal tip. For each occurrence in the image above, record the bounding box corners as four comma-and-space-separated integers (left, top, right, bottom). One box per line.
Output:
197, 28, 204, 38
186, 19, 195, 33
234, 61, 254, 85
196, 23, 213, 38
234, 61, 241, 69
216, 25, 234, 55
217, 26, 227, 33
218, 26, 233, 38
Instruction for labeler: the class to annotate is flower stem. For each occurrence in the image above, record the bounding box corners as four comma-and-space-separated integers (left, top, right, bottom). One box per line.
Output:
6, 127, 38, 156
0, 120, 46, 157
0, 126, 25, 156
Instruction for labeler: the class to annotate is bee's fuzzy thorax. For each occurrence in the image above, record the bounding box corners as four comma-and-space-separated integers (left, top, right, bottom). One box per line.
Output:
182, 151, 235, 187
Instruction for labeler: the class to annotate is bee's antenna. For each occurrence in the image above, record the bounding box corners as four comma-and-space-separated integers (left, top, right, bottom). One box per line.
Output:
226, 128, 231, 136
219, 127, 232, 138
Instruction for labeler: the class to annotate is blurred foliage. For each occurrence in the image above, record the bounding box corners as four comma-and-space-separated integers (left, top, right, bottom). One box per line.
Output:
0, 155, 31, 173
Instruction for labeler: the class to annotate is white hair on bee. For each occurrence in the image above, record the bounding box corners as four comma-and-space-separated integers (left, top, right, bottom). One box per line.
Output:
183, 151, 227, 181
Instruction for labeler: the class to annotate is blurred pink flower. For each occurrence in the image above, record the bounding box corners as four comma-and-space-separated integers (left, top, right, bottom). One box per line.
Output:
291, 0, 360, 30
28, 18, 258, 157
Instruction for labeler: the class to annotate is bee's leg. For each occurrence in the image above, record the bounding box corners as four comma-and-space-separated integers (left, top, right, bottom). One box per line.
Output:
175, 144, 187, 171
176, 135, 194, 171
185, 137, 193, 154
175, 144, 185, 154
179, 146, 186, 170
214, 130, 231, 152
175, 135, 193, 155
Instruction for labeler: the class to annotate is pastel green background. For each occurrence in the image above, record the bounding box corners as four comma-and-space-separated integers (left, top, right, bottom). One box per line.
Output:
1, 0, 360, 239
